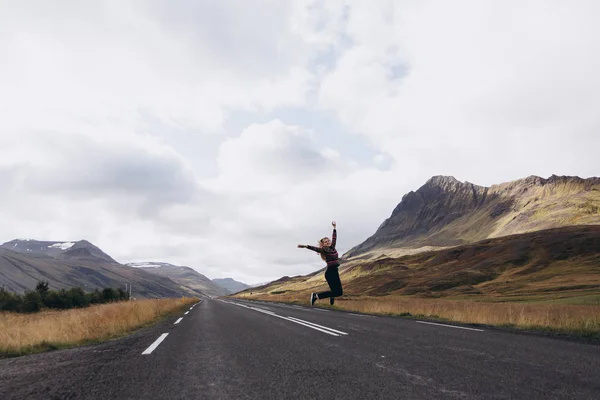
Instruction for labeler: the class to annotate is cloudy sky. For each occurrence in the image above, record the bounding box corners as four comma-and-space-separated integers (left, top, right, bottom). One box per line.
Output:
1, 0, 599, 284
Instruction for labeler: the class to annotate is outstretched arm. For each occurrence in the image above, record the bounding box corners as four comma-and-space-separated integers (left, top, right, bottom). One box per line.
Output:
331, 221, 337, 248
298, 244, 323, 253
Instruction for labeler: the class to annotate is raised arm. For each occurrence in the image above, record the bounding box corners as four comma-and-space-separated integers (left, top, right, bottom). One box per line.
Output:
331, 221, 337, 248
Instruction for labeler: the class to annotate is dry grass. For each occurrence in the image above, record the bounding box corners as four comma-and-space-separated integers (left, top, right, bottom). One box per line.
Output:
237, 293, 600, 337
0, 297, 197, 356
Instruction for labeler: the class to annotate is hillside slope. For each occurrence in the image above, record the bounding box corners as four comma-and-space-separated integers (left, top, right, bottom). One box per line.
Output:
0, 248, 187, 299
345, 175, 600, 260
236, 226, 600, 303
212, 278, 250, 294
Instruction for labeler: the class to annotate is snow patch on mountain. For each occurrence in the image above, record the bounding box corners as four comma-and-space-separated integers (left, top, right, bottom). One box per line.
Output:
127, 262, 167, 268
49, 242, 76, 250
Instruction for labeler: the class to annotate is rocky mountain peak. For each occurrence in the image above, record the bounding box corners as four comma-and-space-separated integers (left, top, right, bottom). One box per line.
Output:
345, 174, 600, 259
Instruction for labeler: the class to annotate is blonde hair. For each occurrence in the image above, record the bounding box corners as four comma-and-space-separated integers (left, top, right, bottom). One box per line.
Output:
318, 237, 330, 261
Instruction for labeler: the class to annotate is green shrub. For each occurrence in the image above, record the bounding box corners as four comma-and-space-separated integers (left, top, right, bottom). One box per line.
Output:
23, 291, 43, 312
0, 281, 129, 313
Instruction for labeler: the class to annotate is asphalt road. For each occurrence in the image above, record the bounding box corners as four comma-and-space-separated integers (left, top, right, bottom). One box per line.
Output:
1, 298, 599, 400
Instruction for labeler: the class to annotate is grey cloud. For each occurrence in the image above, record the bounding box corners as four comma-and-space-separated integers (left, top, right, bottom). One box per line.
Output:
261, 144, 332, 177
22, 132, 199, 210
147, 0, 300, 77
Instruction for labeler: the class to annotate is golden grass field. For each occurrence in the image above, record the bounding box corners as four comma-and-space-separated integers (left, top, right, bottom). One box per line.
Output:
237, 292, 600, 337
0, 297, 198, 357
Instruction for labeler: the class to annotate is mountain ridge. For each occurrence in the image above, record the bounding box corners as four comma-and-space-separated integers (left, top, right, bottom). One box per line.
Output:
0, 240, 193, 298
0, 247, 188, 298
345, 174, 600, 259
127, 262, 229, 297
212, 278, 251, 294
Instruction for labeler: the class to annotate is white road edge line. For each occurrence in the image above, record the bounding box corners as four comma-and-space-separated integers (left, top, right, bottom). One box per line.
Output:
227, 301, 342, 337
249, 306, 275, 315
286, 316, 348, 335
185, 311, 189, 315
313, 308, 329, 312
142, 333, 169, 355
416, 321, 484, 332
250, 307, 276, 315
174, 317, 183, 324
281, 316, 340, 336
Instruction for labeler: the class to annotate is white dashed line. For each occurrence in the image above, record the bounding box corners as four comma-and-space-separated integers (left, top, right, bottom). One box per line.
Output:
416, 321, 484, 332
185, 311, 189, 315
174, 317, 183, 324
142, 333, 169, 355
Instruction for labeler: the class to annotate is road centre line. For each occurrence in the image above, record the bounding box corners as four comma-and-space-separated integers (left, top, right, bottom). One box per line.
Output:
174, 317, 183, 324
416, 321, 484, 332
142, 333, 169, 355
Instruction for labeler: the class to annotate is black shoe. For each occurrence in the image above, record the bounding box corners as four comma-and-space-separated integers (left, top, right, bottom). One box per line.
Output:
310, 293, 318, 306
330, 297, 335, 305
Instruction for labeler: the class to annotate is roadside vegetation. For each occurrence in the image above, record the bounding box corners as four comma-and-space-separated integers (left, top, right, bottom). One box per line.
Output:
235, 292, 600, 339
0, 281, 130, 313
0, 297, 197, 357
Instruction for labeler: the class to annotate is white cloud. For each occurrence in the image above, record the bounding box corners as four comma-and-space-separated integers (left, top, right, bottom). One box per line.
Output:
317, 0, 600, 184
0, 0, 317, 135
204, 119, 356, 194
1, 1, 599, 285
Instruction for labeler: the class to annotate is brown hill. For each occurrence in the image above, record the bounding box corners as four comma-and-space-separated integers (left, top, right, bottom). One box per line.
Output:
345, 174, 600, 260
236, 226, 600, 303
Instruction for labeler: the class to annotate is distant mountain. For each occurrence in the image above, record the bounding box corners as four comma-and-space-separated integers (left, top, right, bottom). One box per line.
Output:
249, 280, 273, 288
128, 262, 229, 297
0, 240, 189, 299
212, 278, 250, 294
2, 239, 117, 263
345, 174, 600, 260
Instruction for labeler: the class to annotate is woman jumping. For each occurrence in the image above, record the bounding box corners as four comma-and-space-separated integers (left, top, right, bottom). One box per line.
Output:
297, 221, 343, 306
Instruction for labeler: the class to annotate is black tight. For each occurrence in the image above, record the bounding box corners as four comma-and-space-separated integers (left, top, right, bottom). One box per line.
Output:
317, 266, 343, 299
